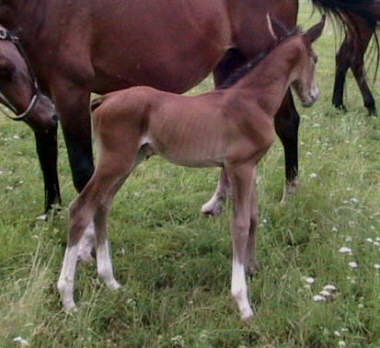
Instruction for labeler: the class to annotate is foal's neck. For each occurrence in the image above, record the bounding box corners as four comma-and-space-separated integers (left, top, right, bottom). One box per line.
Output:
232, 39, 302, 116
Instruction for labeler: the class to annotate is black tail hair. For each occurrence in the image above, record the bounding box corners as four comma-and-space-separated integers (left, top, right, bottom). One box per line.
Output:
311, 0, 379, 81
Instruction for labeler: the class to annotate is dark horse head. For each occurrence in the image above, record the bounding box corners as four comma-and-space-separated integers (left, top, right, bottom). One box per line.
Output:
0, 25, 57, 130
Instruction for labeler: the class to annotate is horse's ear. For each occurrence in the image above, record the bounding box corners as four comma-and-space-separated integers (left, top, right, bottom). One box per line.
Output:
304, 15, 326, 43
266, 14, 291, 41
266, 14, 278, 41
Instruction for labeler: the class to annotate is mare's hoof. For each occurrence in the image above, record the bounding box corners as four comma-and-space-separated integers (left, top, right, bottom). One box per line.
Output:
367, 108, 377, 117
334, 103, 347, 113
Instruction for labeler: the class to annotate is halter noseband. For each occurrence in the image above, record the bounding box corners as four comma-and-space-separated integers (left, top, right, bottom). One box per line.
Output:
0, 28, 40, 121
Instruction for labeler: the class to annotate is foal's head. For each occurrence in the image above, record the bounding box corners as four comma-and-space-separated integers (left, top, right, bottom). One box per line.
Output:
268, 15, 326, 107
0, 26, 57, 130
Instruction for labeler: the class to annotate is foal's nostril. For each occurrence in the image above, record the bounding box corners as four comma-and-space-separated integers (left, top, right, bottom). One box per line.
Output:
52, 114, 60, 122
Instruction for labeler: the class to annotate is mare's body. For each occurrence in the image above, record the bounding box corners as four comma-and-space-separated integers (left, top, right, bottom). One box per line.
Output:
0, 0, 300, 216
58, 18, 325, 320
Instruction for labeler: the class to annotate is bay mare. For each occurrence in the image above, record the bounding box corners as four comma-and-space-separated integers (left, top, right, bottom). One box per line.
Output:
0, 0, 301, 223
58, 17, 326, 320
0, 25, 57, 139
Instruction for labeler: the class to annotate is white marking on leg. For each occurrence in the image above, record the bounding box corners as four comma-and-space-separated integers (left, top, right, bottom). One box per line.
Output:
57, 245, 80, 312
280, 179, 299, 204
97, 239, 121, 290
231, 258, 254, 320
77, 222, 95, 264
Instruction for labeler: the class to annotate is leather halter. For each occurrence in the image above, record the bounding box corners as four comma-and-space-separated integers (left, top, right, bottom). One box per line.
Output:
0, 28, 40, 121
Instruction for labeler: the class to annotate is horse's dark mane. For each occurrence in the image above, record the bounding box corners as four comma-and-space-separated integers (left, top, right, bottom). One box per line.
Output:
218, 27, 301, 90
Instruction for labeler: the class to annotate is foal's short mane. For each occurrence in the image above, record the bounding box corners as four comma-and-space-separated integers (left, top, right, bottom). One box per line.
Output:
218, 27, 301, 90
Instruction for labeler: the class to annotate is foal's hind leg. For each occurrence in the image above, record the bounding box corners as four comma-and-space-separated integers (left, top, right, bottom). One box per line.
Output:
275, 92, 300, 202
201, 169, 230, 216
202, 50, 247, 216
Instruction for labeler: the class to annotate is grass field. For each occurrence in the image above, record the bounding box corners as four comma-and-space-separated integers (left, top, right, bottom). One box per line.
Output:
0, 2, 379, 347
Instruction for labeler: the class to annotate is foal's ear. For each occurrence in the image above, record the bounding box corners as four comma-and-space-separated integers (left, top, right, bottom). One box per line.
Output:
304, 15, 326, 43
266, 14, 291, 42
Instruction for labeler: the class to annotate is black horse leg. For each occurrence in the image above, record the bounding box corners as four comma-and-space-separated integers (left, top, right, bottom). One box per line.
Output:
53, 87, 94, 193
350, 30, 377, 116
53, 83, 95, 262
34, 126, 62, 213
274, 92, 300, 202
332, 36, 351, 112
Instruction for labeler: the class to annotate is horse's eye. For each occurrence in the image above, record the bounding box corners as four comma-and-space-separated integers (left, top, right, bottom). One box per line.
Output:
0, 64, 13, 80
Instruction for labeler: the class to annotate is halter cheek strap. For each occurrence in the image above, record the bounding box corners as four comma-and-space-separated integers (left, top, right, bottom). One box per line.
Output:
0, 28, 40, 122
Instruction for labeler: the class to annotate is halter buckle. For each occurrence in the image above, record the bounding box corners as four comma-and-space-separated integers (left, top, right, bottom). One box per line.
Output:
0, 29, 7, 40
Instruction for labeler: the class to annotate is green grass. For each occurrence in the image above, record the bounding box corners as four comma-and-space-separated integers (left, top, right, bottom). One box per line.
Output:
0, 2, 379, 347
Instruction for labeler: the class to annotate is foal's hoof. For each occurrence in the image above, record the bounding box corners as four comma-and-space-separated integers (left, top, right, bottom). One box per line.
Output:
241, 306, 255, 321
62, 301, 78, 314
201, 201, 224, 217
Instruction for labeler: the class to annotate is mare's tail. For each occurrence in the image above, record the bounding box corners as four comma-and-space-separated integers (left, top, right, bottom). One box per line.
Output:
311, 0, 379, 79
311, 0, 379, 23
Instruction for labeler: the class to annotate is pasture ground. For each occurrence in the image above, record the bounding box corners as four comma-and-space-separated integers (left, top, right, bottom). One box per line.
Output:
0, 2, 379, 347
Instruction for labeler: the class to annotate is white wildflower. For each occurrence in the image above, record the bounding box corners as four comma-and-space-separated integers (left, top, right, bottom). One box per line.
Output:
13, 135, 20, 140
339, 247, 352, 254
358, 304, 364, 309
306, 151, 312, 157
374, 264, 380, 270
310, 173, 318, 179
350, 198, 359, 204
373, 242, 380, 247
302, 276, 315, 284
375, 237, 380, 242
323, 285, 337, 292
334, 331, 341, 337
332, 227, 338, 232
338, 341, 346, 347
366, 238, 374, 243
13, 337, 29, 346
348, 261, 359, 269
319, 290, 331, 297
341, 328, 348, 332
313, 295, 326, 302
345, 236, 352, 242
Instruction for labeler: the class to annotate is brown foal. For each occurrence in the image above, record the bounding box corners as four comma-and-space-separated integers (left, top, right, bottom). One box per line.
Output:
58, 16, 325, 320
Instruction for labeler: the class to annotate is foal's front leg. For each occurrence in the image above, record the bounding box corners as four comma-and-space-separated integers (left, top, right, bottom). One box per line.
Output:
228, 163, 256, 320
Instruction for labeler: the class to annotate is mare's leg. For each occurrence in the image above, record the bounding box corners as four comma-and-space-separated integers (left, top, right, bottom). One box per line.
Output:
333, 36, 352, 112
34, 126, 61, 214
202, 49, 247, 216
52, 84, 95, 263
227, 162, 256, 320
274, 92, 300, 202
350, 27, 377, 116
